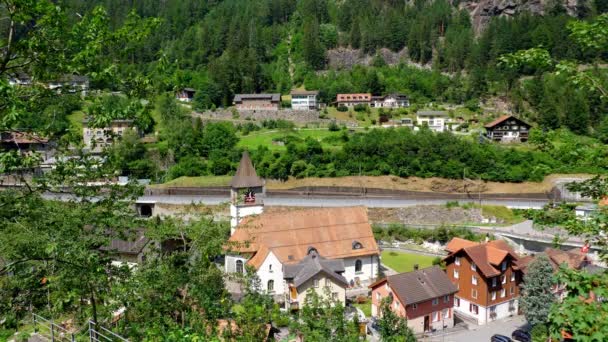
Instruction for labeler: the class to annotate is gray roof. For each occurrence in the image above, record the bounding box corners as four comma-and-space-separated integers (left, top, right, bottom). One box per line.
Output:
417, 111, 448, 117
100, 229, 149, 255
233, 93, 281, 102
283, 252, 347, 288
290, 90, 319, 96
386, 266, 458, 305
230, 151, 264, 188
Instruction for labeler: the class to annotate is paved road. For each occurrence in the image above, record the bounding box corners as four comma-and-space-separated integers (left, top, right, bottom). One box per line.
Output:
137, 194, 548, 209
423, 315, 527, 342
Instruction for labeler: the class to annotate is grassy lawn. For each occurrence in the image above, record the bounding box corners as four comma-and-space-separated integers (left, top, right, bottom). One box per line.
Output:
151, 175, 232, 188
353, 302, 372, 317
381, 251, 437, 273
238, 128, 361, 151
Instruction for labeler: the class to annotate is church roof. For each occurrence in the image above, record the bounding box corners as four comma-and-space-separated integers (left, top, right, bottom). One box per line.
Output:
228, 206, 380, 269
230, 151, 264, 188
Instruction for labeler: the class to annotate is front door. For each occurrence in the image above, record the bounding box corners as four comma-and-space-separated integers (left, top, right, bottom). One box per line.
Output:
424, 315, 430, 332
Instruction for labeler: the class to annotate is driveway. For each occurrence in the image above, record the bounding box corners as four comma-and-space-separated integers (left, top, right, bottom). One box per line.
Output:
421, 315, 528, 342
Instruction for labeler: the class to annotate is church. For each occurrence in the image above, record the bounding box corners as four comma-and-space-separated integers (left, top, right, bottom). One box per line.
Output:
225, 152, 380, 307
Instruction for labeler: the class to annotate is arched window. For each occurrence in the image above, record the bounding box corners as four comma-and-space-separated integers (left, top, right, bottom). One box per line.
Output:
267, 280, 274, 292
307, 246, 318, 255
352, 241, 363, 250
236, 260, 244, 274
355, 259, 362, 273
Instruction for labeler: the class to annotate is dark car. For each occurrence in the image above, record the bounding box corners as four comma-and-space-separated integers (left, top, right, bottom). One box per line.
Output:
491, 334, 512, 342
511, 329, 531, 342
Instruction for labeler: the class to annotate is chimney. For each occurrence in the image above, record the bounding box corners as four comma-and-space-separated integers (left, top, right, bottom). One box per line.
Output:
414, 264, 419, 271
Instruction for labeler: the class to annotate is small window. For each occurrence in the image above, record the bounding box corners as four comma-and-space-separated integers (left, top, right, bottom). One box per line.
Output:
307, 247, 318, 255
432, 298, 439, 306
490, 305, 496, 313
444, 295, 449, 303
471, 275, 478, 285
332, 292, 338, 300
510, 286, 515, 295
394, 301, 400, 309
269, 264, 273, 272
267, 280, 274, 292
352, 241, 363, 250
501, 275, 507, 284
325, 279, 330, 287
492, 277, 497, 287
471, 289, 478, 299
442, 309, 449, 319
511, 273, 516, 282
355, 259, 363, 273
376, 292, 381, 301
236, 260, 244, 274
454, 297, 460, 307
470, 304, 479, 315
471, 263, 476, 271
501, 261, 507, 271
455, 257, 460, 266
313, 279, 319, 288
432, 311, 440, 322
501, 289, 506, 298
412, 303, 418, 309
491, 291, 496, 300
453, 269, 459, 279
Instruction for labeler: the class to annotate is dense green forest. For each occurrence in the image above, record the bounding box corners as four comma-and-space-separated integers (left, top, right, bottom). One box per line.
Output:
58, 0, 608, 127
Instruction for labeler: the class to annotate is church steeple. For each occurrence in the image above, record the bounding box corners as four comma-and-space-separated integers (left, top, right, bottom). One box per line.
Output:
230, 151, 265, 235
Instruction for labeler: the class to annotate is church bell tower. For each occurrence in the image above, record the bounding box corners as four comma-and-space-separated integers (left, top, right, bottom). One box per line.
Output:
230, 151, 265, 235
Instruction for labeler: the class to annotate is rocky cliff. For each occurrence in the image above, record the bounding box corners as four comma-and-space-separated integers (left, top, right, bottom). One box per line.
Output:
459, 0, 584, 33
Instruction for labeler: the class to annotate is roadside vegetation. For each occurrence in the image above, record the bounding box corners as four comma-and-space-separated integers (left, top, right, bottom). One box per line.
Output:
373, 224, 492, 244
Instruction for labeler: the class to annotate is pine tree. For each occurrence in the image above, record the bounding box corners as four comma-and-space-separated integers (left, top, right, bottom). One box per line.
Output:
350, 19, 361, 49
520, 254, 556, 326
303, 17, 326, 70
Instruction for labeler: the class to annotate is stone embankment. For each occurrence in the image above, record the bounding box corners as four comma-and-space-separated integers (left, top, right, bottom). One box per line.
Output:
194, 109, 354, 126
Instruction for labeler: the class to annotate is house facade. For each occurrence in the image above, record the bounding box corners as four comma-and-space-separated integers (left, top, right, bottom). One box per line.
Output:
82, 119, 136, 153
370, 266, 458, 334
48, 75, 89, 96
484, 115, 531, 143
444, 238, 521, 325
283, 251, 348, 310
290, 90, 319, 110
336, 93, 371, 107
234, 93, 281, 111
371, 94, 409, 108
176, 88, 196, 102
416, 111, 448, 132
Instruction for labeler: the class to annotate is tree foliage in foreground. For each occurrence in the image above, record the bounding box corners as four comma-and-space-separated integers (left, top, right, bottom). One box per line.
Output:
520, 254, 556, 326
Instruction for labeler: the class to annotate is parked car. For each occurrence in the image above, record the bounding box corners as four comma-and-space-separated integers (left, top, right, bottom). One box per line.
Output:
511, 329, 531, 342
491, 334, 512, 342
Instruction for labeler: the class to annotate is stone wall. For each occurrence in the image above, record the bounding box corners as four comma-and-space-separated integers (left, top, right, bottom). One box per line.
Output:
194, 109, 354, 126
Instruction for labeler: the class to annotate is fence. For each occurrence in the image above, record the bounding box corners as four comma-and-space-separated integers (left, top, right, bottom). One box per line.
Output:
31, 314, 128, 342
33, 313, 77, 342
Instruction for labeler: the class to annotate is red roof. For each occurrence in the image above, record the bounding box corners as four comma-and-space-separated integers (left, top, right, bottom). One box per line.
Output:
444, 238, 520, 277
484, 115, 513, 128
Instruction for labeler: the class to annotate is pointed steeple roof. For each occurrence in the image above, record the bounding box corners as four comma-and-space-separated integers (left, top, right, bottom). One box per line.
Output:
230, 151, 264, 188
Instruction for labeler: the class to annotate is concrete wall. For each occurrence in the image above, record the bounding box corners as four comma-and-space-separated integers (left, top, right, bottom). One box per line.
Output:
225, 254, 249, 274
343, 255, 378, 286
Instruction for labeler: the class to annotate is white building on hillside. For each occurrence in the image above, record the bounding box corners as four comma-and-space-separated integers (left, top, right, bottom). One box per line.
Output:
290, 90, 319, 110
416, 111, 448, 132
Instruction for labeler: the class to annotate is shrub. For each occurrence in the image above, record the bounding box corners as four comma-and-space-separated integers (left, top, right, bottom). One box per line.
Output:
353, 104, 368, 112
328, 121, 340, 131
337, 105, 348, 112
